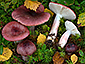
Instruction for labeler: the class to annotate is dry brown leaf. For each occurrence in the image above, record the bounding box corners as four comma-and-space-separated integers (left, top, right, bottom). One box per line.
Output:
71, 54, 78, 64
53, 51, 64, 64
24, 0, 41, 11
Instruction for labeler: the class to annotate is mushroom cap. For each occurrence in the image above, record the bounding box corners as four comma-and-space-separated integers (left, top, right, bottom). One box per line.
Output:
35, 4, 44, 13
65, 20, 80, 35
17, 40, 37, 56
2, 21, 29, 41
65, 43, 77, 53
12, 5, 50, 26
49, 2, 76, 20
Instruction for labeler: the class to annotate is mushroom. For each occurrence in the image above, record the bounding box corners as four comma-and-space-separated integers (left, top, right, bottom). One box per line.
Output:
2, 21, 29, 41
59, 20, 80, 48
12, 4, 50, 32
47, 2, 76, 42
17, 40, 37, 61
65, 43, 77, 55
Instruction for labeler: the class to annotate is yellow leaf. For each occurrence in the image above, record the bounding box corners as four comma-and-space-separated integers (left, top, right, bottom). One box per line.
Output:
0, 55, 7, 61
71, 54, 78, 64
0, 47, 13, 61
77, 12, 85, 27
44, 8, 54, 17
24, 0, 41, 11
37, 33, 46, 44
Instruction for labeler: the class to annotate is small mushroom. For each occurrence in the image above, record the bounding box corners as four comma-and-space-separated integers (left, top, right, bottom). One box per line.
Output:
17, 40, 36, 61
59, 20, 80, 48
17, 40, 36, 56
2, 21, 29, 41
65, 43, 77, 55
47, 2, 76, 42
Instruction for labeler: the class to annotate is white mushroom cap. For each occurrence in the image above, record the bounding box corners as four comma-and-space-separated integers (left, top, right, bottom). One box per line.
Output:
49, 2, 76, 20
65, 20, 80, 36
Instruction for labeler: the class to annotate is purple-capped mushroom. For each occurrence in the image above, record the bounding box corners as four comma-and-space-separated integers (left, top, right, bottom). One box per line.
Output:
17, 40, 37, 56
65, 43, 77, 55
47, 2, 76, 42
12, 4, 50, 26
35, 4, 44, 13
2, 21, 29, 41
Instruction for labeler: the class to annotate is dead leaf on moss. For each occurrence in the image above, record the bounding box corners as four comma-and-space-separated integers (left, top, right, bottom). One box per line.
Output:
77, 12, 85, 27
37, 33, 46, 44
24, 0, 41, 11
0, 47, 13, 61
71, 54, 78, 64
53, 51, 64, 64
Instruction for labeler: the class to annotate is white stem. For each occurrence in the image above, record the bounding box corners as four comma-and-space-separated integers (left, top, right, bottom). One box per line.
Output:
22, 55, 29, 61
47, 14, 62, 42
59, 30, 71, 48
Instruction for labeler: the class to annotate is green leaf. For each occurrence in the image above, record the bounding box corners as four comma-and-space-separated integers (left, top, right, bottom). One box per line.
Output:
75, 6, 80, 10
75, 0, 80, 5
42, 44, 46, 50
51, 0, 56, 2
35, 30, 38, 35
57, 0, 75, 6
0, 45, 3, 55
58, 46, 62, 51
79, 50, 84, 56
80, 59, 85, 63
60, 51, 65, 57
42, 0, 47, 2
0, 2, 5, 6
31, 0, 38, 1
80, 1, 85, 5
11, 0, 17, 4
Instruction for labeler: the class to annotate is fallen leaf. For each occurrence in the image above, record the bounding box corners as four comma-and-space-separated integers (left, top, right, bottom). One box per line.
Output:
0, 47, 13, 61
53, 51, 64, 64
37, 33, 46, 44
71, 54, 78, 64
77, 12, 85, 27
24, 0, 41, 11
44, 8, 54, 17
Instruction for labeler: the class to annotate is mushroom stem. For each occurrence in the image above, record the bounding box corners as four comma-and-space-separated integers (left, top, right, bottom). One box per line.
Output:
58, 30, 71, 48
14, 40, 23, 44
29, 26, 35, 35
47, 14, 62, 42
29, 26, 35, 31
22, 55, 28, 61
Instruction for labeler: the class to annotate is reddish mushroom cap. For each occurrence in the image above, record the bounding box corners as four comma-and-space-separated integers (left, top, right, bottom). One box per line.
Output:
2, 21, 29, 41
17, 40, 37, 56
12, 5, 50, 26
35, 4, 44, 13
65, 43, 77, 53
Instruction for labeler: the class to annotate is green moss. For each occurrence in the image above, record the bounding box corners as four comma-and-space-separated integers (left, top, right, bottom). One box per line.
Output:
0, 0, 85, 64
